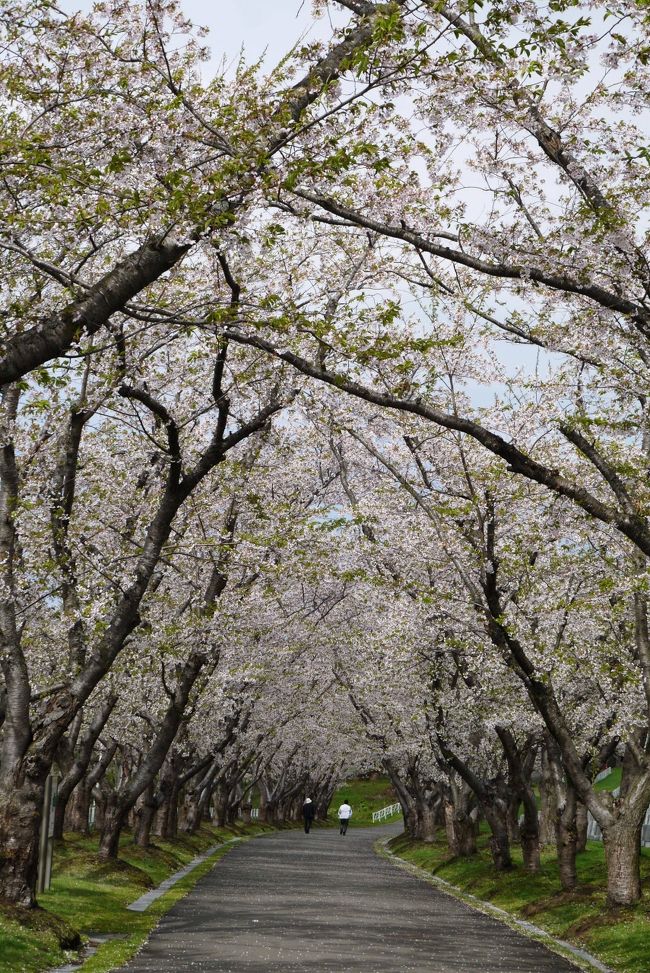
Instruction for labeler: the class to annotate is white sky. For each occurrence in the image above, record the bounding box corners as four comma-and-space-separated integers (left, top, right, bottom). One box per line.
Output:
63, 1, 342, 75
183, 0, 327, 68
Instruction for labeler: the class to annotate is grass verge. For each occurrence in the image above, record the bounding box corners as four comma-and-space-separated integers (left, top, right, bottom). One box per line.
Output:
386, 829, 650, 973
0, 821, 274, 973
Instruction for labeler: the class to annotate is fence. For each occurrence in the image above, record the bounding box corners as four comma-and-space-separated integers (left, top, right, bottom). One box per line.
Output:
372, 802, 402, 823
237, 806, 259, 819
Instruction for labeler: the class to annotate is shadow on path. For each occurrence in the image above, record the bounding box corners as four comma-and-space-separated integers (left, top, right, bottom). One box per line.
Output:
120, 825, 579, 972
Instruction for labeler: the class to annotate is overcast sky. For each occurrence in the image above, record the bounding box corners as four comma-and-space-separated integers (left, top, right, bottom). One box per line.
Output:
174, 0, 336, 74
61, 1, 340, 76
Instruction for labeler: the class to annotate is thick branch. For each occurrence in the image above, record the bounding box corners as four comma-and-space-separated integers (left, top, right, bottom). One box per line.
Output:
224, 329, 650, 556
0, 5, 400, 384
0, 240, 189, 385
293, 190, 648, 328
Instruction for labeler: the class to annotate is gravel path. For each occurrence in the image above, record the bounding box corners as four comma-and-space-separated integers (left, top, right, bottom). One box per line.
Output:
120, 825, 579, 972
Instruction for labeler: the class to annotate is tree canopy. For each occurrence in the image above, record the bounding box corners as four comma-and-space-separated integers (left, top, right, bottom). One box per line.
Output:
1, 0, 650, 911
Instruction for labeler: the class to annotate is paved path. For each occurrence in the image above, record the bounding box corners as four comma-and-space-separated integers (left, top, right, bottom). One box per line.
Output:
121, 826, 580, 972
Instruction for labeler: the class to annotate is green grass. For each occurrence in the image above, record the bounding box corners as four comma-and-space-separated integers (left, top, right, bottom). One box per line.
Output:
330, 775, 398, 827
387, 829, 650, 973
0, 907, 72, 973
595, 767, 622, 792
0, 820, 274, 973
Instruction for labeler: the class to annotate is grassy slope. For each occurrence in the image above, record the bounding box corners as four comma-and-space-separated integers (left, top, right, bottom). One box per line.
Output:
330, 775, 398, 826
388, 829, 650, 973
0, 821, 273, 973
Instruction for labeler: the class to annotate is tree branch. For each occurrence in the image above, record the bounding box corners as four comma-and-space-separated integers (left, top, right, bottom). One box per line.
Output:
224, 328, 650, 556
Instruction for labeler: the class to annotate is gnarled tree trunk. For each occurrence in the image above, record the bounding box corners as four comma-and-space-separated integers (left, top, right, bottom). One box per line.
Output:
602, 818, 643, 906
0, 773, 48, 908
444, 779, 477, 858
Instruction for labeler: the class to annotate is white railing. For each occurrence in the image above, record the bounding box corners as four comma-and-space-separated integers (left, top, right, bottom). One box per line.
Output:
372, 802, 402, 823
237, 806, 259, 820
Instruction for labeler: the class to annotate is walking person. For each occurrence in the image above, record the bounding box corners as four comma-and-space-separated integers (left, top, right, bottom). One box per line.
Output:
338, 798, 352, 835
302, 797, 315, 833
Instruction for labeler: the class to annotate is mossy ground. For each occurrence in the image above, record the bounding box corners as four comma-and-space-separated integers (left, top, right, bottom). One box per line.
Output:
388, 828, 650, 973
0, 821, 274, 973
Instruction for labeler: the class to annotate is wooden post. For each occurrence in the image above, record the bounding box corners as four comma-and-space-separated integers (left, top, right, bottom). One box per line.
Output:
37, 773, 59, 894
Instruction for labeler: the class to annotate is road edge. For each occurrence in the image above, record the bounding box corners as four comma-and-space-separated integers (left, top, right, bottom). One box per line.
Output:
375, 836, 613, 973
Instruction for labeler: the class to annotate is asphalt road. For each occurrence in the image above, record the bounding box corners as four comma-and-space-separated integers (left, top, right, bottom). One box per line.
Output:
120, 825, 580, 972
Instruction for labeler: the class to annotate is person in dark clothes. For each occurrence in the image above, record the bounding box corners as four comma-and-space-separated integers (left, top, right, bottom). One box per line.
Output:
302, 797, 316, 833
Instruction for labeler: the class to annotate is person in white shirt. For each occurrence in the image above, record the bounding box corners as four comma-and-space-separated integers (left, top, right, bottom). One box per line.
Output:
337, 799, 352, 835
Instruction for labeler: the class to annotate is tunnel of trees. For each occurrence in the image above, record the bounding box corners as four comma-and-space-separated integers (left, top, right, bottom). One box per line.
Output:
1, 0, 649, 913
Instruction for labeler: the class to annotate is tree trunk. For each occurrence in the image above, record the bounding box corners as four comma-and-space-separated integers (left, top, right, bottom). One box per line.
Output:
382, 762, 414, 838
66, 783, 92, 834
444, 778, 477, 857
506, 796, 520, 843
134, 785, 156, 848
183, 794, 201, 835
519, 784, 541, 874
494, 727, 539, 873
258, 788, 269, 824
52, 696, 117, 840
399, 801, 418, 839
521, 817, 541, 873
444, 800, 459, 855
67, 739, 117, 834
215, 800, 228, 827
482, 799, 512, 871
165, 782, 180, 838
181, 761, 210, 835
556, 784, 578, 891
262, 801, 276, 826
602, 819, 643, 906
437, 744, 511, 870
444, 798, 477, 857
0, 775, 47, 907
489, 829, 512, 870
539, 745, 558, 846
98, 802, 126, 860
94, 790, 108, 834
576, 801, 588, 854
193, 782, 214, 833
416, 800, 437, 843
52, 791, 68, 841
457, 812, 478, 855
478, 591, 650, 903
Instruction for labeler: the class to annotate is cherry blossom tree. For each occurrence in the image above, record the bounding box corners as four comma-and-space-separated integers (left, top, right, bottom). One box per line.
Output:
3, 0, 650, 915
